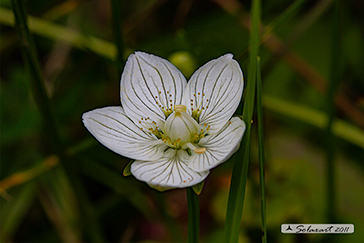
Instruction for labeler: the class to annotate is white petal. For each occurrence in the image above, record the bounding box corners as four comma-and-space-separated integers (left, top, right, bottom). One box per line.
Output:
182, 54, 244, 133
82, 106, 167, 161
131, 150, 209, 188
188, 117, 245, 172
120, 52, 187, 127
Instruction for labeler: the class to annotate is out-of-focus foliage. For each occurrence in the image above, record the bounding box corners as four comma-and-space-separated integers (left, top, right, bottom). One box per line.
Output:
1, 0, 364, 242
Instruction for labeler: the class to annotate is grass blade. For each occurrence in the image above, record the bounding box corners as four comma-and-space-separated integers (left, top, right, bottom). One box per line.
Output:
256, 57, 267, 243
0, 183, 36, 242
263, 0, 305, 36
224, 0, 261, 242
262, 95, 364, 149
0, 7, 116, 60
11, 0, 64, 155
110, 0, 125, 73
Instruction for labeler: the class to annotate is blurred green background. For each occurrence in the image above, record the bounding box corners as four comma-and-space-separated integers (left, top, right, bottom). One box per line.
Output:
1, 0, 364, 242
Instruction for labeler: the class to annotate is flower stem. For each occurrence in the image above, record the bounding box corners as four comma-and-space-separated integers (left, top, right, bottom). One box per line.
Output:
256, 57, 267, 243
187, 187, 199, 243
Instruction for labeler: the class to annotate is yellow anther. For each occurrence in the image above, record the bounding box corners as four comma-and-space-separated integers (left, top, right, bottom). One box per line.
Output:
194, 147, 206, 154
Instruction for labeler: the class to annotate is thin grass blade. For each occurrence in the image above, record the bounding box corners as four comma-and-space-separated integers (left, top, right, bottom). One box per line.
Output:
110, 0, 125, 73
224, 0, 261, 242
256, 57, 267, 243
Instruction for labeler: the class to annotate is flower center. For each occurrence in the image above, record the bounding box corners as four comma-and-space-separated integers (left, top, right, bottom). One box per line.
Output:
163, 105, 200, 148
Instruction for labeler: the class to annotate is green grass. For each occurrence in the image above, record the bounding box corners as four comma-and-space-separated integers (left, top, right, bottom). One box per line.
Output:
256, 57, 267, 243
224, 0, 261, 242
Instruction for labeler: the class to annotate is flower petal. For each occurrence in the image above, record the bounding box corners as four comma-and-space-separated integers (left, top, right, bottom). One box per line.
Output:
120, 52, 187, 127
187, 117, 245, 172
182, 54, 244, 133
82, 106, 167, 161
131, 150, 209, 188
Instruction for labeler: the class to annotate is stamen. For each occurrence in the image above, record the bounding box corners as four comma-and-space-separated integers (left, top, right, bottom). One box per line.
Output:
190, 92, 210, 122
138, 117, 163, 138
193, 124, 210, 143
182, 142, 198, 151
194, 147, 206, 154
161, 136, 182, 149
154, 90, 173, 117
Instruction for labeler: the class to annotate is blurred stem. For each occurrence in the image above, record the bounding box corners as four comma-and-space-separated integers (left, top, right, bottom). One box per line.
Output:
0, 156, 59, 192
0, 7, 117, 60
263, 0, 305, 37
187, 187, 199, 243
67, 138, 97, 157
263, 95, 364, 149
256, 57, 267, 243
326, 0, 340, 223
224, 0, 260, 242
110, 0, 125, 73
11, 0, 64, 155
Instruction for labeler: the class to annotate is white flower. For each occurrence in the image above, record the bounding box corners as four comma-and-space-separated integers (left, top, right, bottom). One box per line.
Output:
82, 52, 246, 190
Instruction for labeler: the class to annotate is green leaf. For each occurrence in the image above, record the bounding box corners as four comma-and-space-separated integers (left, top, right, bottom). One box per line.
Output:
147, 183, 172, 192
192, 181, 204, 195
122, 160, 133, 177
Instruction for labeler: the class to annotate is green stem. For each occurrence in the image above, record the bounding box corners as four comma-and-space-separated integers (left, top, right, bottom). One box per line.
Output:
256, 57, 267, 243
326, 0, 340, 223
110, 0, 125, 73
187, 187, 199, 243
224, 0, 260, 242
